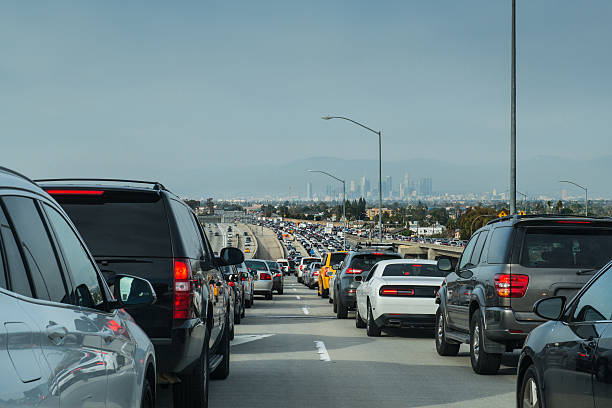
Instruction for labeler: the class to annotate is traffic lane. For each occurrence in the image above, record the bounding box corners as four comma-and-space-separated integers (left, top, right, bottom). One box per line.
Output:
209, 277, 516, 408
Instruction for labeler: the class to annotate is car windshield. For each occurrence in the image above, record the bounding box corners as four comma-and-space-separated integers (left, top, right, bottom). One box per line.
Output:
521, 228, 612, 269
382, 263, 445, 277
330, 253, 347, 265
350, 254, 402, 270
245, 260, 268, 271
54, 191, 172, 257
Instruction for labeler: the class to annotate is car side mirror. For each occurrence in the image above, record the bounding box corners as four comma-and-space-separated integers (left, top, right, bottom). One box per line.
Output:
534, 296, 566, 321
437, 258, 453, 272
220, 247, 244, 266
354, 275, 363, 282
113, 275, 157, 308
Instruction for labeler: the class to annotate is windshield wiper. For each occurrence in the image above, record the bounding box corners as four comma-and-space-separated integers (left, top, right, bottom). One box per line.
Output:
576, 269, 598, 275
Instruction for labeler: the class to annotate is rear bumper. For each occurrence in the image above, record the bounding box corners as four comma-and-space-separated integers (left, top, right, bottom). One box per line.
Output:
374, 313, 436, 329
152, 318, 206, 375
483, 307, 544, 344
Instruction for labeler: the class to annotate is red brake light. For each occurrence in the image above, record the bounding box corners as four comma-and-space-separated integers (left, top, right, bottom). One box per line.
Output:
371, 252, 383, 255
46, 189, 104, 195
494, 274, 529, 298
261, 273, 271, 280
412, 265, 422, 267
173, 259, 193, 319
379, 286, 415, 296
228, 281, 236, 287
346, 268, 363, 274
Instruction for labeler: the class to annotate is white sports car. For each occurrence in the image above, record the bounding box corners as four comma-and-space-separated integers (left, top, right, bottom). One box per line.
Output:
355, 259, 446, 336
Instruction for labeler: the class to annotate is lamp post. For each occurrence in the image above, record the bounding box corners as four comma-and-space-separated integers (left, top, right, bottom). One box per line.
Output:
560, 180, 588, 216
322, 115, 383, 242
509, 0, 517, 214
307, 170, 346, 250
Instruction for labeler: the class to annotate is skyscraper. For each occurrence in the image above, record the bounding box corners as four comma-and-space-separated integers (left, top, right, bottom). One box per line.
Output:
419, 178, 433, 196
385, 176, 393, 198
306, 182, 312, 200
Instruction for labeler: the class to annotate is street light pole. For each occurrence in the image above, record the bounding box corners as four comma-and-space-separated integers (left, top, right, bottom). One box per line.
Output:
307, 170, 347, 250
560, 180, 588, 216
322, 115, 383, 242
510, 0, 517, 214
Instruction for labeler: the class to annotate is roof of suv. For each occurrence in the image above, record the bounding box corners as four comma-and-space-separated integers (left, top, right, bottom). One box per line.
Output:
0, 166, 47, 194
487, 214, 612, 227
35, 178, 183, 200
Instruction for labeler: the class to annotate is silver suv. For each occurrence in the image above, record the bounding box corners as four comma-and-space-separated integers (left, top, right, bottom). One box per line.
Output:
0, 167, 157, 407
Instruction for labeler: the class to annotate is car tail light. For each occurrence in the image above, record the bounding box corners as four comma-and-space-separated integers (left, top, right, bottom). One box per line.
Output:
313, 271, 319, 276
173, 259, 193, 319
228, 281, 236, 287
494, 274, 529, 298
346, 289, 356, 294
260, 273, 272, 280
346, 268, 363, 274
379, 287, 414, 296
371, 252, 383, 255
46, 189, 104, 195
275, 273, 282, 277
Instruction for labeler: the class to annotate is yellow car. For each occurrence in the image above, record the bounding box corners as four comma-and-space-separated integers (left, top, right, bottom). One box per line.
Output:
318, 251, 347, 298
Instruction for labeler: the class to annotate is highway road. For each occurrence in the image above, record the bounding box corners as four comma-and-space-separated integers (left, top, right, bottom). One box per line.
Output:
206, 222, 256, 258
205, 276, 517, 408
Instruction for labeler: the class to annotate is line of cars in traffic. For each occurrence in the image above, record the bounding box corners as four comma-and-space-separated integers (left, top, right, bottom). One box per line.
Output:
0, 167, 271, 408
273, 214, 612, 407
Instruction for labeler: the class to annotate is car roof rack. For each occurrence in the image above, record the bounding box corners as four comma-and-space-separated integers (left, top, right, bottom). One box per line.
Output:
35, 178, 167, 192
0, 166, 37, 185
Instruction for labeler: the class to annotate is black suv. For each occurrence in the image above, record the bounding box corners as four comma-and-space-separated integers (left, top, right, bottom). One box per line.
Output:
332, 244, 402, 319
40, 179, 243, 407
435, 214, 612, 375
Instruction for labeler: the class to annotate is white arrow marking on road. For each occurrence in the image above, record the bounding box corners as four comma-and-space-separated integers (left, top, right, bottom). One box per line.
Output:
296, 295, 301, 300
302, 306, 310, 315
314, 341, 331, 361
231, 334, 275, 346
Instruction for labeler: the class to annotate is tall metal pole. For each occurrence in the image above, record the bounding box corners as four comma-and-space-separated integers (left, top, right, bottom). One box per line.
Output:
378, 131, 383, 242
342, 180, 346, 250
560, 180, 588, 216
510, 0, 517, 214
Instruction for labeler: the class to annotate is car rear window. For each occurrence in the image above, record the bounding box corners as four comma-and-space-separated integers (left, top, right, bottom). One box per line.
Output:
266, 261, 280, 270
350, 254, 402, 270
53, 191, 172, 258
382, 263, 445, 277
520, 227, 612, 269
245, 260, 267, 271
330, 253, 347, 265
302, 258, 320, 265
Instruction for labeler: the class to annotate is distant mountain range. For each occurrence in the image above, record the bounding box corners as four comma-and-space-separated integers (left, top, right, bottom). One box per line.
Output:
175, 155, 611, 200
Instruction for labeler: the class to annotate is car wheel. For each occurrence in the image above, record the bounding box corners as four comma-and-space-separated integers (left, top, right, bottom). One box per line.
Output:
435, 308, 460, 356
240, 303, 246, 318
470, 309, 501, 374
336, 298, 348, 319
519, 366, 542, 408
355, 306, 366, 328
140, 377, 154, 408
333, 291, 338, 313
266, 292, 273, 300
245, 297, 252, 308
366, 304, 381, 337
173, 325, 209, 407
328, 297, 333, 304
278, 288, 283, 295
234, 306, 241, 325
211, 316, 231, 380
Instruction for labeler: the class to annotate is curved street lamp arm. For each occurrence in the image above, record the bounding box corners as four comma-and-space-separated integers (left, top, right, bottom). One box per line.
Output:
307, 169, 345, 184
560, 180, 587, 192
321, 116, 380, 135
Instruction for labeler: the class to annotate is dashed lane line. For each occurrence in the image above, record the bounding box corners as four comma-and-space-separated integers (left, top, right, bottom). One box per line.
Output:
302, 306, 310, 315
314, 341, 331, 361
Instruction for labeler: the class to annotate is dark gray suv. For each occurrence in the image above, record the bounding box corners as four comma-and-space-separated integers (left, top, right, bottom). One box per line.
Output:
435, 214, 612, 374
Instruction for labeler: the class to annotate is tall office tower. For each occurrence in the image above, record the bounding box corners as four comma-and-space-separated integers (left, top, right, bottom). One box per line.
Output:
364, 178, 371, 197
385, 176, 393, 198
306, 182, 312, 200
419, 178, 433, 196
403, 172, 410, 191
349, 180, 356, 194
399, 184, 405, 200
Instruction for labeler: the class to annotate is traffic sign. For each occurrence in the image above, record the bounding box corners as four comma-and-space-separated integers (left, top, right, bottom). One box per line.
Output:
498, 211, 507, 218
518, 211, 526, 216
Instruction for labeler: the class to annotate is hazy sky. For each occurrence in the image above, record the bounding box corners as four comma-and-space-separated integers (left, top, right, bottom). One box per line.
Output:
2, 1, 611, 196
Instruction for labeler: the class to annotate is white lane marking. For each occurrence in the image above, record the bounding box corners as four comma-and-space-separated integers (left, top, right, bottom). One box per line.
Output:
302, 306, 310, 315
296, 295, 301, 300
292, 288, 297, 292
231, 334, 275, 346
314, 341, 331, 361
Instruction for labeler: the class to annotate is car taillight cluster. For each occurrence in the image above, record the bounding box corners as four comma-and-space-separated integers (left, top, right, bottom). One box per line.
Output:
346, 268, 363, 274
228, 281, 236, 287
313, 271, 319, 276
260, 273, 272, 280
346, 289, 356, 294
275, 273, 282, 277
379, 287, 415, 296
494, 274, 529, 298
173, 259, 193, 319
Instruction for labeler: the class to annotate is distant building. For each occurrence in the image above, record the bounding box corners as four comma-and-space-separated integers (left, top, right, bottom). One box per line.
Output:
366, 207, 393, 220
306, 182, 312, 200
419, 178, 433, 196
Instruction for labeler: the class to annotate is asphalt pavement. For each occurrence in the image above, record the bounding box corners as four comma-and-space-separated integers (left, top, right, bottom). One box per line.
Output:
207, 276, 517, 408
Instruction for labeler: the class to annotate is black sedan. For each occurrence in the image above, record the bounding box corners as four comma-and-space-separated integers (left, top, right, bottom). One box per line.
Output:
517, 260, 612, 408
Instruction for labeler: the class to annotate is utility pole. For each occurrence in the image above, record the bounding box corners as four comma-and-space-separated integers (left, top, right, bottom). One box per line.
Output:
510, 0, 517, 215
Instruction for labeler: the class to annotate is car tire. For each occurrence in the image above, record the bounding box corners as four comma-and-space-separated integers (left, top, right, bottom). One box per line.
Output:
211, 316, 231, 380
435, 308, 460, 356
328, 297, 333, 304
140, 377, 154, 408
336, 298, 348, 319
470, 309, 501, 375
278, 288, 283, 295
366, 304, 381, 337
245, 297, 252, 308
519, 365, 542, 408
234, 307, 241, 325
355, 306, 366, 328
240, 302, 246, 318
173, 326, 209, 407
250, 294, 254, 306
322, 289, 329, 299
265, 292, 273, 300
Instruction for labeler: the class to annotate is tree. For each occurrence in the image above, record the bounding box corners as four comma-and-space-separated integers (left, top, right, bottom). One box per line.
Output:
183, 199, 200, 211
457, 207, 498, 240
205, 198, 214, 214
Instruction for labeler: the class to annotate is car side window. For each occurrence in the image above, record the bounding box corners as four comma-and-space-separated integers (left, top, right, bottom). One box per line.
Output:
170, 200, 204, 259
459, 233, 480, 270
571, 268, 612, 322
470, 230, 489, 265
2, 196, 68, 303
44, 204, 105, 309
0, 206, 31, 296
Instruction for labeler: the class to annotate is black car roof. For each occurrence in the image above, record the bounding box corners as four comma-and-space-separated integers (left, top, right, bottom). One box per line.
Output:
35, 178, 182, 201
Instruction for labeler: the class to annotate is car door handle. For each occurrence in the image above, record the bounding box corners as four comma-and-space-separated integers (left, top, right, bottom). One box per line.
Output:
46, 324, 68, 346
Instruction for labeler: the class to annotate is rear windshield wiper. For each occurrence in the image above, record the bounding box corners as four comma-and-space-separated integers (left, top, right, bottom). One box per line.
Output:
576, 269, 598, 275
